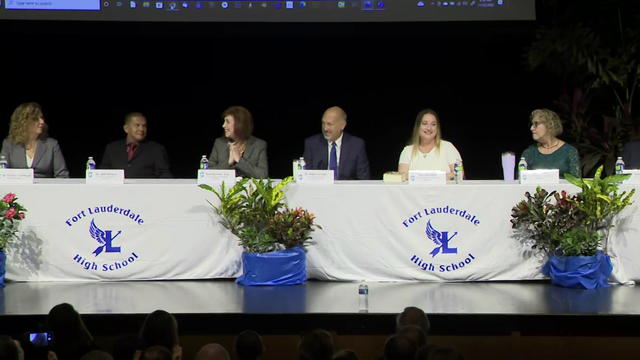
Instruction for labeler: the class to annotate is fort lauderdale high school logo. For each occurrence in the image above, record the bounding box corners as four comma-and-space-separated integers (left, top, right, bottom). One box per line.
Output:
89, 219, 122, 256
64, 204, 144, 273
402, 205, 481, 273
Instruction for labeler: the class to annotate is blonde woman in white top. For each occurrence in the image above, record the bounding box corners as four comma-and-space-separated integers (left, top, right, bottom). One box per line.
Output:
398, 109, 463, 180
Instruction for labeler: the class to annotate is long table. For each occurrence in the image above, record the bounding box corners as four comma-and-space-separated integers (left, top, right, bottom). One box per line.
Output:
5, 179, 640, 283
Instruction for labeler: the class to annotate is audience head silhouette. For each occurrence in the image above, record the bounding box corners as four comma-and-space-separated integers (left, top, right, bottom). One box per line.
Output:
235, 330, 264, 360
396, 306, 431, 334
298, 329, 334, 360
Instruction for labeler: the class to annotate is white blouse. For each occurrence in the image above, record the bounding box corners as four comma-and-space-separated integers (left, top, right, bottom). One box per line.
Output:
398, 140, 462, 172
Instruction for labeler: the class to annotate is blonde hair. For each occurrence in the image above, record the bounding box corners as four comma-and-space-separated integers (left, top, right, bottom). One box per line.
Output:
530, 108, 563, 137
409, 109, 442, 160
8, 102, 45, 145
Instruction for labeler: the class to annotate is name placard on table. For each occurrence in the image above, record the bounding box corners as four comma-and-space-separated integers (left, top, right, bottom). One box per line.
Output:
197, 169, 237, 187
296, 170, 334, 184
408, 170, 446, 185
0, 168, 34, 184
519, 169, 559, 184
85, 169, 125, 184
622, 169, 640, 185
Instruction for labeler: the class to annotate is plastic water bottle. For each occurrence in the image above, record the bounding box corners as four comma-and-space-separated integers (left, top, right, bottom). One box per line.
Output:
358, 282, 369, 312
454, 161, 464, 183
200, 155, 209, 169
615, 156, 625, 175
518, 156, 528, 178
0, 155, 8, 169
86, 156, 96, 170
293, 157, 305, 181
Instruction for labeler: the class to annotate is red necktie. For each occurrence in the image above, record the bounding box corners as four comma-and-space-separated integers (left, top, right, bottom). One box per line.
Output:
127, 143, 138, 161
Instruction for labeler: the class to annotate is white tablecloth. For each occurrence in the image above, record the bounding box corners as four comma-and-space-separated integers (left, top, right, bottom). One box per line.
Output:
4, 180, 639, 282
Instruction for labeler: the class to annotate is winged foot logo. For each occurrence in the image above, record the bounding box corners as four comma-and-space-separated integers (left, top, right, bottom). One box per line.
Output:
64, 204, 144, 272
401, 205, 480, 273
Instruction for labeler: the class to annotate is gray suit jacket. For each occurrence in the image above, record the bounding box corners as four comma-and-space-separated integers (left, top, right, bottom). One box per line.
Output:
208, 136, 268, 178
1, 137, 69, 178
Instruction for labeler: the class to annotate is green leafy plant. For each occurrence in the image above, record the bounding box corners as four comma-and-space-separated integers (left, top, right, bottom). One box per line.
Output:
511, 165, 635, 256
199, 177, 320, 253
268, 207, 321, 250
510, 187, 583, 255
564, 165, 635, 250
558, 227, 601, 257
0, 193, 27, 251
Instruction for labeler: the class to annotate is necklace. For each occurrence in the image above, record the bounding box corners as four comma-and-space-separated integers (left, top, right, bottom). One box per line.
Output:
541, 141, 559, 149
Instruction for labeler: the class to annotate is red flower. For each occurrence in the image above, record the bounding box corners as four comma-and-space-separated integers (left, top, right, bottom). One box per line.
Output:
2, 193, 16, 203
19, 212, 26, 219
5, 207, 16, 219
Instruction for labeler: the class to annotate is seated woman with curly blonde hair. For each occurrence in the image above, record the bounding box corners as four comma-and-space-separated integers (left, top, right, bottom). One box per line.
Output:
1, 102, 69, 178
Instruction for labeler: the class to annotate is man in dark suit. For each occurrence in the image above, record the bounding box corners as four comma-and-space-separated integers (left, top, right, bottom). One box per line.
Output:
101, 112, 172, 178
303, 106, 370, 180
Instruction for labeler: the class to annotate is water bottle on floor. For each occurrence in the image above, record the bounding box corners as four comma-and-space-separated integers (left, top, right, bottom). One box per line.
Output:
358, 282, 369, 312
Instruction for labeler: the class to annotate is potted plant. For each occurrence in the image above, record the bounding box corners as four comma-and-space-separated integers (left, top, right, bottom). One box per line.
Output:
511, 166, 635, 289
200, 177, 321, 286
0, 193, 27, 287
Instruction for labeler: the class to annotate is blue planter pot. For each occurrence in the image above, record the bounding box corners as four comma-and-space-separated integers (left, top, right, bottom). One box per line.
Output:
0, 251, 5, 288
236, 247, 306, 286
542, 251, 612, 289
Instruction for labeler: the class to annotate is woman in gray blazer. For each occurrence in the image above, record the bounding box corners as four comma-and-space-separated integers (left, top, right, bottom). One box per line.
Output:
1, 103, 69, 178
208, 106, 268, 179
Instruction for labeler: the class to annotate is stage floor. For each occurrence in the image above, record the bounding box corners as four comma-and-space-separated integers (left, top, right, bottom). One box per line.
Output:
2, 279, 639, 315
6, 280, 640, 360
2, 280, 640, 336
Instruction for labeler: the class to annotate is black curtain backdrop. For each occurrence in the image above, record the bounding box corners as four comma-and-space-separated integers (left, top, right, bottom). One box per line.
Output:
0, 19, 553, 179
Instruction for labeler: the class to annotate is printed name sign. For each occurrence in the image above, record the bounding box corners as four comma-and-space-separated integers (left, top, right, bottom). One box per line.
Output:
296, 170, 334, 184
408, 170, 446, 185
519, 169, 559, 184
85, 170, 125, 184
0, 168, 34, 184
197, 169, 237, 187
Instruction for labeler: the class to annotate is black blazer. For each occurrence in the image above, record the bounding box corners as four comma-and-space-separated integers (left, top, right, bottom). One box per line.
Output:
303, 132, 370, 180
100, 139, 172, 178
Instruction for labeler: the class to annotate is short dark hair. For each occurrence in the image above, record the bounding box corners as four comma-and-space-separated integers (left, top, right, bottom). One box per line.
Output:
396, 307, 430, 334
222, 106, 253, 140
139, 310, 179, 351
383, 334, 417, 360
47, 303, 94, 356
235, 330, 263, 360
124, 112, 146, 125
298, 329, 334, 360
